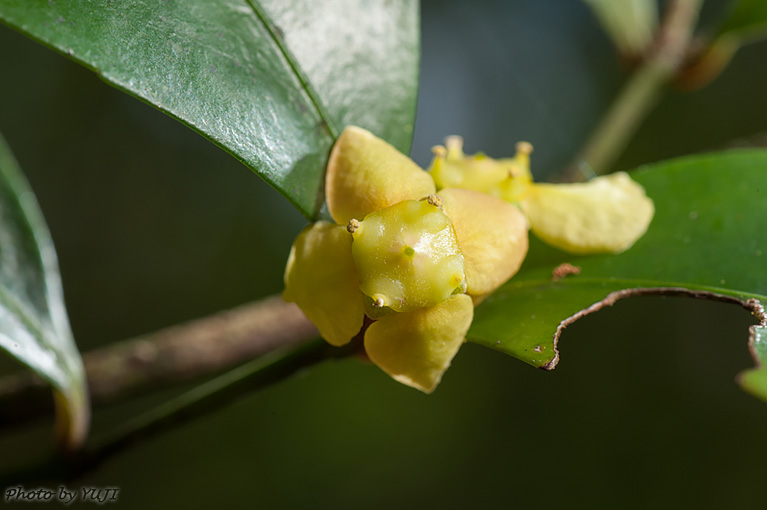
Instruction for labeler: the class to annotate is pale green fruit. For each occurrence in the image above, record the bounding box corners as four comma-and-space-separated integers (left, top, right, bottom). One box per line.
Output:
350, 198, 466, 313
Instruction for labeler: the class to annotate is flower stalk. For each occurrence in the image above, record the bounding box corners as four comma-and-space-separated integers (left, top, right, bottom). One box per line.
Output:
557, 0, 703, 181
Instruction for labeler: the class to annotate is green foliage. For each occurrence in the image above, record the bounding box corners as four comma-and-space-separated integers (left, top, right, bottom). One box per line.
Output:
0, 0, 766, 483
719, 0, 767, 41
0, 132, 87, 450
470, 151, 767, 397
0, 0, 419, 218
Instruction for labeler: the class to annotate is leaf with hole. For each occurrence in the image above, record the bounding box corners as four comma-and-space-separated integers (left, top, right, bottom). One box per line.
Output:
469, 150, 767, 400
0, 132, 88, 450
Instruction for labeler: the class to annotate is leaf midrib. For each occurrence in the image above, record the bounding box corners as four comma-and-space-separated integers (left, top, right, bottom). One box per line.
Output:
245, 0, 339, 140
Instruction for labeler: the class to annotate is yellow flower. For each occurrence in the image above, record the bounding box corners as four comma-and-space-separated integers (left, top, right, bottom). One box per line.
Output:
284, 127, 528, 392
429, 137, 655, 254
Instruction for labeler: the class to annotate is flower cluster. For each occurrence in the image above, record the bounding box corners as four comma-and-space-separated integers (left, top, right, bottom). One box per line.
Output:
284, 127, 654, 392
284, 127, 528, 392
428, 136, 655, 254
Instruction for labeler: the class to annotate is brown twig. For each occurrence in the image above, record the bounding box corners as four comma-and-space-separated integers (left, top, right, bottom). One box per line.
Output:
1, 337, 361, 485
0, 295, 317, 430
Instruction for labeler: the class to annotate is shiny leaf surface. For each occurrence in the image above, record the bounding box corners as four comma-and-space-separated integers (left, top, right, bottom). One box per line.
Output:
0, 0, 419, 218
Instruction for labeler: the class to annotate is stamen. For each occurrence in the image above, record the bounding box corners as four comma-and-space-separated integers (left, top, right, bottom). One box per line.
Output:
445, 135, 464, 159
431, 145, 447, 158
516, 141, 533, 155
426, 194, 443, 207
445, 135, 464, 150
347, 218, 360, 234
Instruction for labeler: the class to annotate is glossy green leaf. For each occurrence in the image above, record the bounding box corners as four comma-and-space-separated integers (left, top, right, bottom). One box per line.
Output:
0, 0, 419, 219
469, 150, 767, 397
0, 132, 88, 450
259, 0, 419, 155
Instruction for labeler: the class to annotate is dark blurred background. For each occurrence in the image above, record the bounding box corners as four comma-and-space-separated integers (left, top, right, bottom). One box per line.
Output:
1, 0, 766, 508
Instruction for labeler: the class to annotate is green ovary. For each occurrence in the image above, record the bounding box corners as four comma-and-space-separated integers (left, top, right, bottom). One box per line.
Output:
351, 199, 466, 313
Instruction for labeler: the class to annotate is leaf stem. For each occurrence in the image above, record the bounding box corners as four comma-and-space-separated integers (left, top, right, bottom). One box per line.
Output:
556, 0, 702, 182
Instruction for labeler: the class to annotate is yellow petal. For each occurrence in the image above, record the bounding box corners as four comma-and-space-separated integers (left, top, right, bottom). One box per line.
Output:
326, 126, 436, 225
364, 294, 473, 393
439, 188, 529, 296
283, 221, 365, 346
521, 172, 654, 254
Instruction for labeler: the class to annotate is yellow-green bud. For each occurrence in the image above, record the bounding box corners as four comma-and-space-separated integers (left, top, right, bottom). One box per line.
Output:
428, 136, 535, 203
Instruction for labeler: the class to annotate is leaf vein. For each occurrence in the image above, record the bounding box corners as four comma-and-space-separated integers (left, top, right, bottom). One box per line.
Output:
244, 0, 339, 140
